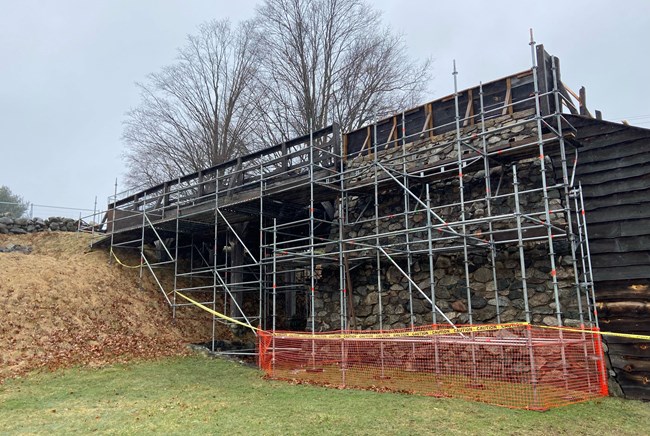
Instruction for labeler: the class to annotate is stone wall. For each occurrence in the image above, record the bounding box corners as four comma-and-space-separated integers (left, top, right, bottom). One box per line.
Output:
0, 216, 80, 234
313, 111, 586, 331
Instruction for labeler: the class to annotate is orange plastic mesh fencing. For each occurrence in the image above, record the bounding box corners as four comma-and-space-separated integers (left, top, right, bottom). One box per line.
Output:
258, 324, 608, 410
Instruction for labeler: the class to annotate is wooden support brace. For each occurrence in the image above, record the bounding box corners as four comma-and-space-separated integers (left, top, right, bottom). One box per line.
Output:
421, 110, 432, 136
384, 119, 397, 150
502, 77, 513, 115
463, 89, 474, 126
427, 103, 434, 139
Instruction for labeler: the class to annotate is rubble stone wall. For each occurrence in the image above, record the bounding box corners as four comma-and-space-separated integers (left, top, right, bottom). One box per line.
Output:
0, 216, 79, 234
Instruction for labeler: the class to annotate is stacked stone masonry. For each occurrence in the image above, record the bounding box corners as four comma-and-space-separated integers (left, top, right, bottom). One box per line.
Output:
0, 216, 80, 234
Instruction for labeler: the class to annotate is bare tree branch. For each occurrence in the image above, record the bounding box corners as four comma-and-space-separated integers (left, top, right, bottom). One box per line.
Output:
254, 0, 431, 142
122, 19, 262, 188
122, 2, 432, 188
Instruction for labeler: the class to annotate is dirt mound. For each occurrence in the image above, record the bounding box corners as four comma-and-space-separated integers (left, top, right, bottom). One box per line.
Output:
0, 232, 230, 382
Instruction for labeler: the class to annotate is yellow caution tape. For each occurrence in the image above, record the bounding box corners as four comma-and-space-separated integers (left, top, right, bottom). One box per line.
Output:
110, 248, 142, 269
175, 291, 262, 332
173, 289, 526, 339
273, 322, 529, 340
535, 324, 650, 341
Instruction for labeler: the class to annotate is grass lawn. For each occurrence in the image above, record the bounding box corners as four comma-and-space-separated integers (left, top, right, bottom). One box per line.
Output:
0, 355, 648, 435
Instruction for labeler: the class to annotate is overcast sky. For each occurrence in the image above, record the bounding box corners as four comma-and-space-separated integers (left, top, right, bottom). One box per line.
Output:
1, 0, 648, 217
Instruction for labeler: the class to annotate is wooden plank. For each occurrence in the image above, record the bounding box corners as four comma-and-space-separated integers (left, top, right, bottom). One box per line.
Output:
577, 140, 650, 165
604, 341, 650, 357
586, 201, 650, 223
584, 190, 650, 212
592, 265, 650, 282
609, 355, 650, 373
589, 220, 650, 239
578, 164, 650, 186
578, 126, 650, 150
612, 371, 650, 391
581, 175, 650, 198
421, 108, 432, 136
589, 234, 650, 254
463, 88, 473, 127
535, 44, 552, 115
502, 77, 512, 115
591, 252, 650, 268
577, 150, 650, 177
597, 287, 650, 302
598, 301, 650, 317
427, 103, 434, 139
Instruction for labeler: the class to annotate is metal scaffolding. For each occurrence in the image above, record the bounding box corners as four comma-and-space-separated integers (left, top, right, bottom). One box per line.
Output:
94, 41, 599, 360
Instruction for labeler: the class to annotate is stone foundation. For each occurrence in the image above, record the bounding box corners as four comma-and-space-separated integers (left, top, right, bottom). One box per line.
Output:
0, 216, 80, 234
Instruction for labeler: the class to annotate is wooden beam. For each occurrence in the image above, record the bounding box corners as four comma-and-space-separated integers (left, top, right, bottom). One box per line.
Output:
463, 88, 474, 126
392, 116, 398, 148
383, 119, 397, 150
502, 77, 512, 115
579, 86, 593, 118
425, 103, 435, 138
535, 44, 552, 116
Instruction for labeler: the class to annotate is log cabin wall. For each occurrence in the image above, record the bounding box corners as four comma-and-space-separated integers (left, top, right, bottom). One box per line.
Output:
569, 115, 650, 400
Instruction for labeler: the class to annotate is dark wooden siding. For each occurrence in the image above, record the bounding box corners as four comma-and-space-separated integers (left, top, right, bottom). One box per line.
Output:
570, 115, 650, 400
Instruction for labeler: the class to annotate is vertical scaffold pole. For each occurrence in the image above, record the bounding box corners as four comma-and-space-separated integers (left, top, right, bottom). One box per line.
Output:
530, 31, 569, 388
308, 121, 318, 371
338, 198, 346, 330
426, 184, 440, 378
272, 218, 277, 374
453, 60, 478, 383
139, 192, 147, 284
513, 164, 539, 407
338, 197, 347, 385
425, 185, 437, 325
109, 178, 118, 264
401, 111, 415, 330
479, 82, 502, 323
337, 126, 348, 385
573, 188, 593, 325
309, 120, 316, 336
453, 61, 474, 325
173, 194, 180, 320
259, 161, 264, 331
513, 165, 532, 323
213, 171, 220, 353
579, 184, 599, 329
91, 195, 97, 245
550, 55, 593, 391
373, 118, 384, 334
529, 31, 564, 328
550, 56, 586, 328
373, 115, 386, 379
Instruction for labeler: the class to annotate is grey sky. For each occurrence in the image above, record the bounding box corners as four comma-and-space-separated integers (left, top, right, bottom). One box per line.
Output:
1, 0, 648, 217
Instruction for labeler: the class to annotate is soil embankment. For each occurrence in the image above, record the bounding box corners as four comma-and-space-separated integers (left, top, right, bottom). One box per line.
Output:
0, 232, 225, 382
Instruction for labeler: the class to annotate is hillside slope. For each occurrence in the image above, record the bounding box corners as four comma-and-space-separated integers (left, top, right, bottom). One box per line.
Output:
0, 232, 227, 382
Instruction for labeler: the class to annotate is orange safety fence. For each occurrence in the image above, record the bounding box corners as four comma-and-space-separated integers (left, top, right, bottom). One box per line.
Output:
258, 323, 608, 410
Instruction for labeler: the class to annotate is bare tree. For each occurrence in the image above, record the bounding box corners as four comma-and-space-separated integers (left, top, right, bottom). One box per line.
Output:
254, 0, 431, 144
123, 19, 261, 187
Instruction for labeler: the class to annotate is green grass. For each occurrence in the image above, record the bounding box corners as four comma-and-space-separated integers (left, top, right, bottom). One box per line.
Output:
0, 355, 648, 435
